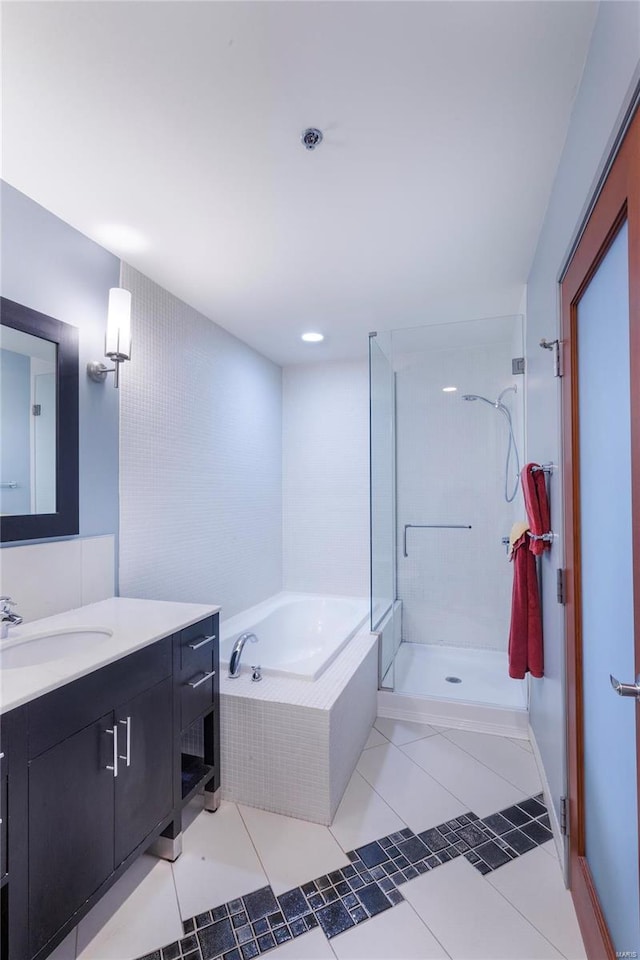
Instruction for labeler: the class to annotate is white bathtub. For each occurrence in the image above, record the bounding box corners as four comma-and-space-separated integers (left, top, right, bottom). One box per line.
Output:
220, 592, 369, 681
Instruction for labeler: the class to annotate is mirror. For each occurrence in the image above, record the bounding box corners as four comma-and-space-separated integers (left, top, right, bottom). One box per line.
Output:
0, 298, 79, 542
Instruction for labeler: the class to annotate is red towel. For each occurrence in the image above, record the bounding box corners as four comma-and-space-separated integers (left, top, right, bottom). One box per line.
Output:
521, 463, 551, 555
508, 533, 544, 679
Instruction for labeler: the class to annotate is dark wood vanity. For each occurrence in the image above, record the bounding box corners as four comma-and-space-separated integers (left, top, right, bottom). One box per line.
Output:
0, 612, 220, 960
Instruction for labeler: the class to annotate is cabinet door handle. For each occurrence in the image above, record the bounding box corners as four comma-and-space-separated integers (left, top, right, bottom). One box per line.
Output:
188, 669, 216, 689
119, 716, 132, 766
188, 634, 216, 651
105, 725, 118, 778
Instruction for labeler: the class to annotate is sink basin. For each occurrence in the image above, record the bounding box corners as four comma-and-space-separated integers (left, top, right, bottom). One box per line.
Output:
0, 627, 113, 669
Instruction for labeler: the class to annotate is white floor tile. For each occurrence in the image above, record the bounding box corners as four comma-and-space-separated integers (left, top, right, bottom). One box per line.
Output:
509, 736, 534, 753
364, 726, 388, 749
76, 855, 182, 960
46, 930, 77, 960
442, 728, 542, 795
488, 847, 587, 960
540, 839, 559, 859
374, 717, 440, 746
400, 734, 527, 818
171, 799, 268, 919
238, 804, 349, 896
329, 770, 406, 851
331, 901, 449, 959
356, 743, 467, 832
402, 857, 563, 959
268, 928, 337, 959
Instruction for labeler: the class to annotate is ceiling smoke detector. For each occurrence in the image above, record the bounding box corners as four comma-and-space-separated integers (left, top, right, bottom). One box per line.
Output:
301, 128, 323, 150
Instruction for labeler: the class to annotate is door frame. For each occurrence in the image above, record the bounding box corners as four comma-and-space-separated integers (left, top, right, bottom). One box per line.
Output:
561, 104, 640, 958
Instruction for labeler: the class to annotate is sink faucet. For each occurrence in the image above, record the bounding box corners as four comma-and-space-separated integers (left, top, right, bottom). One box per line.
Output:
228, 632, 258, 678
0, 597, 22, 640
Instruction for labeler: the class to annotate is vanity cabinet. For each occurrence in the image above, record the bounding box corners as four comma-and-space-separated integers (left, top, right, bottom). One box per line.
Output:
2, 611, 221, 960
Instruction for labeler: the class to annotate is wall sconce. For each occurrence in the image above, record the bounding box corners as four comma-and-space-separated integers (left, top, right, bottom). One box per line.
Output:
87, 287, 132, 388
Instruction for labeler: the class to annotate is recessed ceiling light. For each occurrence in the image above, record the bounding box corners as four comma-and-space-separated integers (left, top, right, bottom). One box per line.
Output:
301, 332, 324, 343
442, 386, 457, 392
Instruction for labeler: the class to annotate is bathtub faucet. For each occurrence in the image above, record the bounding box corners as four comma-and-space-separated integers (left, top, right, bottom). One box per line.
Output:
228, 632, 259, 678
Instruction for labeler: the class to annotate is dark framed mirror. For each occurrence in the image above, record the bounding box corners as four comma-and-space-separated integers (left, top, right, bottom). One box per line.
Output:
0, 297, 79, 542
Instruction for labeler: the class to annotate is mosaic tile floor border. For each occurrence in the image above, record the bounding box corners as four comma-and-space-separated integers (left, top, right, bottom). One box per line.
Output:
138, 794, 552, 960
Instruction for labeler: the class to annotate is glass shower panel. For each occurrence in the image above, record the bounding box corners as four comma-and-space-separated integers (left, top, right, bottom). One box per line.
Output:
369, 332, 396, 682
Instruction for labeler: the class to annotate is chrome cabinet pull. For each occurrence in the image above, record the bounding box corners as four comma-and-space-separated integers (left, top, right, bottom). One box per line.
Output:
119, 716, 131, 766
105, 725, 118, 777
188, 669, 216, 689
610, 674, 640, 699
188, 634, 216, 651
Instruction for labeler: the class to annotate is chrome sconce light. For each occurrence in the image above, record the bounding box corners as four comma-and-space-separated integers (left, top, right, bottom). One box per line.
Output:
87, 287, 132, 388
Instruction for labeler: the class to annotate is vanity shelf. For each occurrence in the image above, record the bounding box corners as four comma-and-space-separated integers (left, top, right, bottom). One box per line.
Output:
181, 753, 214, 803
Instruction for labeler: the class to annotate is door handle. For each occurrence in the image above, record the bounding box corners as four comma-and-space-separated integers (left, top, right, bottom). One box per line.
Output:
610, 674, 640, 699
105, 724, 118, 777
119, 716, 131, 766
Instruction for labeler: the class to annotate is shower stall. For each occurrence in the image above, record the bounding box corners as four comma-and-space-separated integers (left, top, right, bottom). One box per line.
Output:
370, 315, 527, 713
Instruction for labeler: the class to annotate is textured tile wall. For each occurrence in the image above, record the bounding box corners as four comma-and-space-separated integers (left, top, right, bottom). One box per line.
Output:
119, 266, 282, 616
396, 338, 523, 651
282, 361, 369, 598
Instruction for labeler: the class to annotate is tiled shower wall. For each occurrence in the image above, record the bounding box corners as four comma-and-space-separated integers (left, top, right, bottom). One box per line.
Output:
119, 266, 282, 616
282, 361, 369, 598
396, 337, 524, 651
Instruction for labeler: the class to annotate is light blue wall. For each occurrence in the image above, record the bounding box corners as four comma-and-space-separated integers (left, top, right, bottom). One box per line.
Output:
0, 181, 121, 543
526, 1, 640, 843
0, 349, 31, 515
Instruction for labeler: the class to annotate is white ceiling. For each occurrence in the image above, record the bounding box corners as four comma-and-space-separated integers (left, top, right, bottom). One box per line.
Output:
1, 1, 598, 365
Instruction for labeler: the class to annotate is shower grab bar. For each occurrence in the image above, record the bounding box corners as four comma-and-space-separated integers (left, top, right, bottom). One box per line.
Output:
0, 482, 17, 489
403, 524, 472, 558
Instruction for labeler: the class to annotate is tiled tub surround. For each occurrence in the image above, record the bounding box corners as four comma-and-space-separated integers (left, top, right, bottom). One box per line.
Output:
139, 794, 557, 960
220, 629, 377, 823
220, 592, 369, 681
0, 595, 218, 713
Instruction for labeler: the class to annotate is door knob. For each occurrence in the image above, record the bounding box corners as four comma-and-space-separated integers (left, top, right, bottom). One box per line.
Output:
610, 674, 640, 699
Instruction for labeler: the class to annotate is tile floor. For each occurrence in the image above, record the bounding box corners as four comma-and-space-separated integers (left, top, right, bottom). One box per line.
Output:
50, 719, 586, 960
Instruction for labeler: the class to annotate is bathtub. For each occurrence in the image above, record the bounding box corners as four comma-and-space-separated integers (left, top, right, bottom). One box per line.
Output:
220, 592, 369, 681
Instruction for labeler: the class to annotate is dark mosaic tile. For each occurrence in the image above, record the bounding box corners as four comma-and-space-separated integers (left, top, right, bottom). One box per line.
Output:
469, 858, 493, 876
439, 850, 452, 863
468, 813, 480, 820
235, 925, 254, 946
453, 840, 470, 853
268, 912, 285, 929
348, 875, 365, 891
379, 876, 395, 893
308, 893, 324, 910
324, 887, 339, 903
537, 814, 551, 831
184, 953, 200, 960
400, 828, 413, 839
382, 862, 396, 876
305, 915, 318, 930
403, 866, 418, 881
161, 943, 180, 960
342, 891, 359, 908
278, 888, 310, 922
232, 912, 248, 928
243, 888, 279, 923
392, 856, 410, 871
274, 927, 292, 945
198, 918, 236, 960
465, 851, 481, 864
415, 860, 430, 874
418, 827, 448, 852
183, 919, 196, 935
500, 805, 531, 827
257, 933, 275, 952
388, 889, 404, 906
521, 820, 553, 845
359, 870, 373, 884
356, 841, 388, 868
457, 814, 471, 825
301, 881, 317, 895
195, 912, 213, 929
252, 919, 269, 936
350, 905, 368, 924
475, 841, 511, 870
316, 901, 355, 938
493, 837, 509, 849
396, 836, 429, 863
390, 871, 405, 886
241, 943, 259, 960
229, 900, 244, 915
316, 875, 332, 890
456, 823, 488, 847
389, 831, 405, 843
328, 870, 344, 884
336, 880, 352, 895
379, 836, 394, 849
357, 882, 392, 917
386, 844, 401, 860
342, 864, 357, 878
212, 905, 229, 922
534, 793, 544, 802
346, 850, 358, 862
425, 856, 440, 869
445, 819, 462, 830
180, 935, 199, 954
518, 797, 547, 819
444, 845, 461, 860
290, 918, 307, 938
138, 953, 161, 960
483, 813, 515, 836
224, 951, 241, 960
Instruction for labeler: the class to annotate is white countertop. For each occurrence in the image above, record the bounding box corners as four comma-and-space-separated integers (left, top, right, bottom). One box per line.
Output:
0, 597, 220, 714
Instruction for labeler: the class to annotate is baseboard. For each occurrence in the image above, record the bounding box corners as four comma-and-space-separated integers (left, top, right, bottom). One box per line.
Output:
377, 690, 528, 739
528, 721, 567, 877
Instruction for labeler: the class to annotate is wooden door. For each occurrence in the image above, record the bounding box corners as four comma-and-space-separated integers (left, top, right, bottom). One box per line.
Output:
562, 103, 640, 957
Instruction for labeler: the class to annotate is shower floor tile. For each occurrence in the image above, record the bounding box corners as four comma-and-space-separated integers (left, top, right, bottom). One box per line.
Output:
392, 642, 527, 709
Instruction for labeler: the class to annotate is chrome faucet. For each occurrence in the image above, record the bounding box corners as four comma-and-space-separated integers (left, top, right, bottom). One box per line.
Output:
228, 632, 258, 678
0, 597, 22, 640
